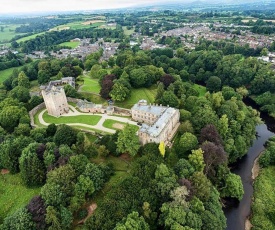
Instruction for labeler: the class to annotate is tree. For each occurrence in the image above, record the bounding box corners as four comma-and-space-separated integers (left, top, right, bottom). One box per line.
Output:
159, 141, 166, 158
9, 86, 30, 103
114, 211, 150, 230
54, 125, 77, 146
159, 91, 179, 108
110, 82, 130, 102
174, 159, 195, 179
0, 136, 33, 173
178, 132, 198, 157
201, 142, 227, 179
18, 71, 30, 88
220, 173, 244, 200
27, 196, 47, 230
188, 148, 205, 172
191, 172, 211, 202
64, 85, 78, 98
154, 163, 177, 199
116, 124, 140, 157
83, 163, 104, 192
19, 143, 46, 187
129, 68, 148, 88
1, 208, 35, 230
160, 74, 175, 89
206, 76, 221, 92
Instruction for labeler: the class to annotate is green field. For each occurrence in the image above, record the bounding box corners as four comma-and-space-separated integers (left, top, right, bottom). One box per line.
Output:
123, 26, 135, 36
251, 166, 275, 229
115, 85, 158, 109
0, 173, 40, 223
0, 24, 25, 44
79, 76, 101, 94
193, 84, 207, 97
50, 20, 105, 31
59, 41, 80, 48
16, 32, 46, 43
42, 112, 101, 126
0, 66, 20, 84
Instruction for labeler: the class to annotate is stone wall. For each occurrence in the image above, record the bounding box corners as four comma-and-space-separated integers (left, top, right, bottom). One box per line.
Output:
113, 106, 131, 116
67, 97, 81, 104
29, 102, 46, 128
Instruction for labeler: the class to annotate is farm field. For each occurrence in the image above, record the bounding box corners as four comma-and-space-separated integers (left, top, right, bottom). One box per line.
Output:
50, 20, 105, 31
0, 24, 25, 44
0, 173, 40, 223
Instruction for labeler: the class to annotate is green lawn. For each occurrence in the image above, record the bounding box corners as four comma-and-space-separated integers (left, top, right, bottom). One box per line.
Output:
115, 85, 158, 109
42, 112, 101, 126
0, 173, 40, 223
193, 84, 207, 97
251, 166, 275, 229
0, 66, 20, 84
80, 92, 106, 105
79, 76, 101, 94
59, 41, 80, 48
102, 119, 138, 131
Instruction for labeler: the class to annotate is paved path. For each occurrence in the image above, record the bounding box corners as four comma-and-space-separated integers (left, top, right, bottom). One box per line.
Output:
38, 106, 138, 134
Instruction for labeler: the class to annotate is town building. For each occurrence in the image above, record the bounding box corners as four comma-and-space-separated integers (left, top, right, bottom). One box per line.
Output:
131, 100, 180, 145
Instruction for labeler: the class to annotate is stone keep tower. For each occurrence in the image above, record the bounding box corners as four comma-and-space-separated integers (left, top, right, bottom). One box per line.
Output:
42, 86, 69, 117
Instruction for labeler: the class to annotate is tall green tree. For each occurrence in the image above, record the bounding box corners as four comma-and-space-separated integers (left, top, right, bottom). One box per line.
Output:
116, 124, 140, 157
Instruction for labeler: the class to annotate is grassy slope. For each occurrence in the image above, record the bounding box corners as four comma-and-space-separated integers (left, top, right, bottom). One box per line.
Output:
0, 66, 20, 84
42, 112, 101, 126
193, 84, 207, 97
251, 166, 275, 229
115, 85, 158, 109
16, 32, 46, 43
80, 76, 101, 94
0, 173, 40, 223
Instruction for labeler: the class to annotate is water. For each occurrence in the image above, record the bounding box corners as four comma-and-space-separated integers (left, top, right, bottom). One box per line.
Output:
224, 124, 274, 230
225, 97, 275, 230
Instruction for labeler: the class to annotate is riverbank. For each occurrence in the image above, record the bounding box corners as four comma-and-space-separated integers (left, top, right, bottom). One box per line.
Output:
245, 152, 262, 230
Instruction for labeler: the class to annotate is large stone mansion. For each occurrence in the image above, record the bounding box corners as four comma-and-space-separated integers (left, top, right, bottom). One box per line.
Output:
131, 100, 180, 145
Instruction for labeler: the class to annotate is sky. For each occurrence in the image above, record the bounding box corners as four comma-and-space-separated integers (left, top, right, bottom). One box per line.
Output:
0, 0, 181, 14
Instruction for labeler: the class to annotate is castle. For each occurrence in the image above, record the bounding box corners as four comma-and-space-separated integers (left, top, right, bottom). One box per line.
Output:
131, 100, 180, 145
41, 77, 74, 117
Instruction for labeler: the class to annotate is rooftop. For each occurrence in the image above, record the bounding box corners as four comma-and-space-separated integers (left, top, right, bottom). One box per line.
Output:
140, 107, 177, 137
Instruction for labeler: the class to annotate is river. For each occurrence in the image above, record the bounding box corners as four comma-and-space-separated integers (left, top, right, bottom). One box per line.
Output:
224, 98, 275, 230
